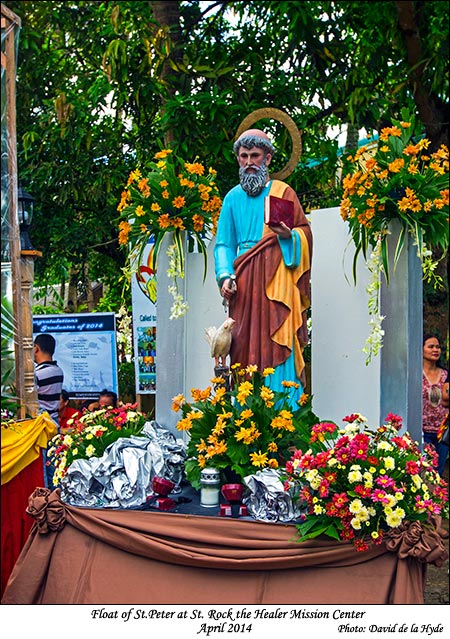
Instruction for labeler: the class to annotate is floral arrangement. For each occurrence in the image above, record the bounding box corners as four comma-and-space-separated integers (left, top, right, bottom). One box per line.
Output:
48, 404, 150, 486
172, 364, 319, 489
340, 110, 448, 283
339, 110, 448, 362
117, 149, 222, 318
283, 412, 448, 552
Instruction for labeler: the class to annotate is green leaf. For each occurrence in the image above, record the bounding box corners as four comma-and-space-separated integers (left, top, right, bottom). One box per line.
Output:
393, 224, 407, 272
381, 238, 390, 285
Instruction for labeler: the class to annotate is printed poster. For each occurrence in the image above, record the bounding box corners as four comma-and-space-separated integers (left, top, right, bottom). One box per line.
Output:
32, 312, 118, 399
131, 241, 157, 394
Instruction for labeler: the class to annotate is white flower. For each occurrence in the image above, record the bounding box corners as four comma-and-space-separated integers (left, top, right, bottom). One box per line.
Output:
362, 238, 385, 364
350, 517, 362, 530
348, 468, 363, 483
377, 441, 394, 452
313, 504, 324, 515
385, 507, 405, 528
349, 499, 364, 514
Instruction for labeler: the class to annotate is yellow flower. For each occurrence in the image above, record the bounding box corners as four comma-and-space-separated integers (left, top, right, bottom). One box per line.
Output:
151, 202, 161, 212
250, 450, 268, 467
127, 169, 141, 184
237, 381, 253, 405
154, 149, 173, 159
281, 380, 300, 388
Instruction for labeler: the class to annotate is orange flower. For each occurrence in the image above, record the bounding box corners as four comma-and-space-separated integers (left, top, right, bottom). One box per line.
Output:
172, 196, 186, 209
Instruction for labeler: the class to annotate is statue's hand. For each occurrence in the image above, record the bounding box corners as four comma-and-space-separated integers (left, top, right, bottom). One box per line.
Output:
269, 221, 292, 239
221, 276, 237, 300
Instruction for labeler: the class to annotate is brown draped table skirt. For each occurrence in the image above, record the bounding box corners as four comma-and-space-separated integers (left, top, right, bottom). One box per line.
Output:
1, 488, 434, 605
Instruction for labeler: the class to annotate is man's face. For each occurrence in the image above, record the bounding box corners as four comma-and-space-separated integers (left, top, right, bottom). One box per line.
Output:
237, 146, 272, 197
237, 146, 270, 171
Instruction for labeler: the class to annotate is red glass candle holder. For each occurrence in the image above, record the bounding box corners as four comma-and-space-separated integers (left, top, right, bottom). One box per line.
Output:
152, 476, 175, 496
221, 483, 244, 503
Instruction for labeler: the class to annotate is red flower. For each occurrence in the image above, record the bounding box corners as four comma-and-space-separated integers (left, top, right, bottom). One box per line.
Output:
354, 538, 369, 552
326, 502, 339, 516
339, 528, 355, 541
354, 484, 371, 498
392, 436, 410, 449
285, 461, 294, 474
318, 480, 330, 498
332, 492, 349, 507
385, 413, 402, 430
343, 414, 360, 423
405, 460, 420, 475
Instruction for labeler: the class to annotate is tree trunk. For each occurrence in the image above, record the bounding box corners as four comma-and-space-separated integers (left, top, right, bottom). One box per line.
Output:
150, 1, 183, 147
344, 123, 359, 153
395, 1, 448, 149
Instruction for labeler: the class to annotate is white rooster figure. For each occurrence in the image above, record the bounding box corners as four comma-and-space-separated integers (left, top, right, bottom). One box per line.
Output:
204, 317, 236, 367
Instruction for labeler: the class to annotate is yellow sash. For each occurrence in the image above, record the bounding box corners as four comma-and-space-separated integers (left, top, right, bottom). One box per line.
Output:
265, 181, 310, 379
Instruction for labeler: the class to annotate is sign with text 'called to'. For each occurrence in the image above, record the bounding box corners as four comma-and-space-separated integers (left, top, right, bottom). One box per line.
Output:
32, 313, 118, 400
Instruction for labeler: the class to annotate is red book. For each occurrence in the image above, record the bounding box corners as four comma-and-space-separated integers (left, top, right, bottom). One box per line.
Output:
264, 195, 294, 229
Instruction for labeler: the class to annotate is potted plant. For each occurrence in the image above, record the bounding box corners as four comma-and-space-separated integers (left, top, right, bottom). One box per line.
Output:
172, 363, 319, 489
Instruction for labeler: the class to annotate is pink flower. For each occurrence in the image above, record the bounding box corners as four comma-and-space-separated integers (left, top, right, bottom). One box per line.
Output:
372, 489, 389, 503
375, 475, 397, 489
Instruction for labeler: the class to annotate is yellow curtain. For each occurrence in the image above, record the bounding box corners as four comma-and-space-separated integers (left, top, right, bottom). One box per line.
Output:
1, 413, 57, 485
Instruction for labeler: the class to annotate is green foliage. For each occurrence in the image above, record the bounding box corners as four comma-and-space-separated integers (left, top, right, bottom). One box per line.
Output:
7, 0, 448, 320
118, 360, 136, 403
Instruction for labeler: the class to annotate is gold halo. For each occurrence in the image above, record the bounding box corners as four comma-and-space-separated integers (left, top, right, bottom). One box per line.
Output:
235, 108, 302, 180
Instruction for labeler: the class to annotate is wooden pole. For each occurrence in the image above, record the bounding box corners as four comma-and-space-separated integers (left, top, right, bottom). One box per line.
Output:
20, 250, 42, 417
1, 4, 25, 418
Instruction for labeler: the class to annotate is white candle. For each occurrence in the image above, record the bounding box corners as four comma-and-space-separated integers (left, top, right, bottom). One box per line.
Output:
200, 485, 220, 507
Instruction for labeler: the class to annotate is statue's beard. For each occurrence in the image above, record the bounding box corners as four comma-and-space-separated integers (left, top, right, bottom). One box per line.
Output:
239, 164, 269, 196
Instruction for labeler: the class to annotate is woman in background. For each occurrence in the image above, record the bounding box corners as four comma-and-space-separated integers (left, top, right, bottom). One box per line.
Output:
422, 334, 449, 476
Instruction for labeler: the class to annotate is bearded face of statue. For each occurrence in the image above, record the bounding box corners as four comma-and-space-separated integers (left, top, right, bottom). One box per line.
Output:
239, 163, 270, 196
236, 144, 272, 197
